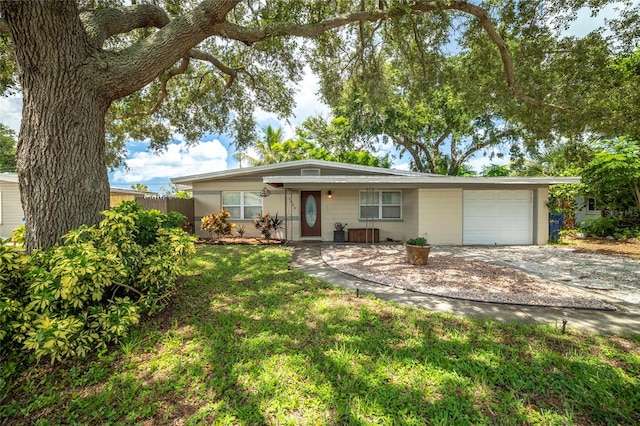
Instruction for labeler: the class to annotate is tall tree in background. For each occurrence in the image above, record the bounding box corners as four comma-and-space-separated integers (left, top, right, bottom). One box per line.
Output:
1, 1, 637, 250
582, 137, 640, 215
0, 123, 16, 172
130, 183, 149, 191
315, 1, 639, 174
235, 125, 287, 166
236, 122, 391, 167
327, 54, 524, 175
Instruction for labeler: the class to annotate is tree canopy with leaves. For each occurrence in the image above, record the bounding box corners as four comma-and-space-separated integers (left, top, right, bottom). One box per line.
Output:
315, 1, 639, 174
1, 0, 637, 251
582, 137, 640, 216
0, 123, 16, 173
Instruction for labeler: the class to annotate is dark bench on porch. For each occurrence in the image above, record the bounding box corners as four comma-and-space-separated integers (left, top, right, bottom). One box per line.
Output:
348, 228, 379, 243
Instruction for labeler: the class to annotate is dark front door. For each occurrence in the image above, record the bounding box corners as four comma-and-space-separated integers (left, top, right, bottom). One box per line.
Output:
301, 191, 321, 237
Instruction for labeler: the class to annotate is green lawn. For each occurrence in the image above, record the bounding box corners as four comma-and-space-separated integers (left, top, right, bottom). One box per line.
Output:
2, 245, 639, 425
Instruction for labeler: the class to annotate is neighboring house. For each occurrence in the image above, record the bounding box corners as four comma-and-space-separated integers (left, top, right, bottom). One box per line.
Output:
0, 173, 23, 239
172, 160, 579, 245
0, 172, 153, 239
108, 187, 154, 207
575, 196, 602, 225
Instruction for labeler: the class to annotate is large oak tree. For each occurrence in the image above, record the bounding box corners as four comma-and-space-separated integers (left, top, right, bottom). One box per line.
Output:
1, 0, 627, 251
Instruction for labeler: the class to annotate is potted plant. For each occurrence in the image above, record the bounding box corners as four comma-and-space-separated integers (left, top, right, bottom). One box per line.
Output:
405, 237, 431, 265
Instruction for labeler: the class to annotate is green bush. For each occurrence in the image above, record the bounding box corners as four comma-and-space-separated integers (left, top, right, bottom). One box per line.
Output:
577, 216, 640, 239
10, 225, 25, 245
0, 201, 196, 362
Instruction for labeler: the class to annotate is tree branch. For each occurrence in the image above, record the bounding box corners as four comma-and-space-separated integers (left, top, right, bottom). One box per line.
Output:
458, 139, 496, 166
101, 0, 560, 111
433, 129, 450, 152
112, 281, 143, 297
189, 48, 238, 88
102, 0, 241, 100
116, 57, 190, 119
418, 1, 568, 110
214, 1, 565, 110
80, 3, 171, 47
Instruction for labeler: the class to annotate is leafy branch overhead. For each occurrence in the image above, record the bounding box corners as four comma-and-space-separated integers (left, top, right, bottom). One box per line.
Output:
2, 0, 567, 167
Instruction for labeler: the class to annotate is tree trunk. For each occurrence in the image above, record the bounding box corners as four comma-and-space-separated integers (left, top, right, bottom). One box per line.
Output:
18, 81, 110, 252
2, 1, 110, 252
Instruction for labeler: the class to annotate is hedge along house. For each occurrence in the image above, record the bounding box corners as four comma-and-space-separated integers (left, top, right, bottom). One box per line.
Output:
171, 160, 579, 245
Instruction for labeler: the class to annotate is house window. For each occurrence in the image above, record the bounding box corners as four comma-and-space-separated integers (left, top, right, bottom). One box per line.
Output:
359, 190, 402, 220
587, 198, 597, 211
222, 191, 262, 220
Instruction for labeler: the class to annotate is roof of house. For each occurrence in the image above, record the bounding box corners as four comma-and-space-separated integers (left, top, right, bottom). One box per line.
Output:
171, 159, 580, 187
0, 175, 154, 195
109, 187, 154, 196
262, 175, 581, 187
171, 159, 434, 185
0, 172, 19, 183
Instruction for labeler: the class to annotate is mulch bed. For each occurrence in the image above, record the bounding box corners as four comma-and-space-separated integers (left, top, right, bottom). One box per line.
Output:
195, 237, 284, 245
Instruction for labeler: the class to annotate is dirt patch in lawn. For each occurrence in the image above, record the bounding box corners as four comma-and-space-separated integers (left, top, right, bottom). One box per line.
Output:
564, 237, 640, 260
321, 245, 619, 311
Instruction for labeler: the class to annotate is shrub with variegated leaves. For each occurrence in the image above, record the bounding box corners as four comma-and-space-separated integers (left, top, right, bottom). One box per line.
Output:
0, 201, 196, 362
201, 209, 235, 239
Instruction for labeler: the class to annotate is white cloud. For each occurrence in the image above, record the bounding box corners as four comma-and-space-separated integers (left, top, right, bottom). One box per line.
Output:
0, 95, 23, 133
394, 162, 411, 171
111, 139, 228, 184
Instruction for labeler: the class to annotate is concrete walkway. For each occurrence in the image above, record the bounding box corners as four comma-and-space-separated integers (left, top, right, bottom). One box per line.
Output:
291, 244, 640, 336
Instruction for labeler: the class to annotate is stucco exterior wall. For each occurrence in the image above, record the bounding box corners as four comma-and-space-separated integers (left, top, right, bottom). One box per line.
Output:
189, 173, 553, 245
0, 181, 24, 239
300, 188, 405, 242
535, 187, 549, 245
192, 181, 291, 239
417, 188, 463, 245
402, 189, 419, 242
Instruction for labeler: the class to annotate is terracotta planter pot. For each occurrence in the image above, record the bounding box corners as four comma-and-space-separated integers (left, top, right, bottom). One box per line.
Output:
405, 244, 432, 265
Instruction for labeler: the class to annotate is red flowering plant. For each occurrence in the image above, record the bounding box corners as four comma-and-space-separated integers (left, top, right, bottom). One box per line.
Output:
253, 212, 283, 242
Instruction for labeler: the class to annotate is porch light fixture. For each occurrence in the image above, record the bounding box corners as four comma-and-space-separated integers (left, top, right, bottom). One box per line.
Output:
259, 187, 271, 198
327, 190, 333, 199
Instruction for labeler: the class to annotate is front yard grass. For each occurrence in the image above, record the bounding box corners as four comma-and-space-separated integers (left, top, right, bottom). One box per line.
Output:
2, 245, 639, 425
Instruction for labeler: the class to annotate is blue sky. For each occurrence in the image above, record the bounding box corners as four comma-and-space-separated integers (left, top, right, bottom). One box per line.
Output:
0, 2, 625, 193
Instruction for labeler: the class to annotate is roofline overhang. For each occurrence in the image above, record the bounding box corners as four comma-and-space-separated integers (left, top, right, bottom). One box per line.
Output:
0, 172, 19, 183
170, 159, 433, 185
262, 175, 581, 187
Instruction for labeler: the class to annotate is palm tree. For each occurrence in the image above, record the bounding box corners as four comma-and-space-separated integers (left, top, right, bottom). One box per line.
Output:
130, 183, 149, 191
234, 125, 288, 166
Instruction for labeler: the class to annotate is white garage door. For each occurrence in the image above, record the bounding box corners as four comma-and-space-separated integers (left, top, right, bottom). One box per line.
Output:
463, 190, 533, 245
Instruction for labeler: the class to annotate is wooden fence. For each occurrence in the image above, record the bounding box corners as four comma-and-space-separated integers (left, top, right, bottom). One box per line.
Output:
135, 197, 195, 232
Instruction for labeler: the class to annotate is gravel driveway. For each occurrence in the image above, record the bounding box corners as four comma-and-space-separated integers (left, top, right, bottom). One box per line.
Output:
439, 245, 640, 305
321, 244, 640, 310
